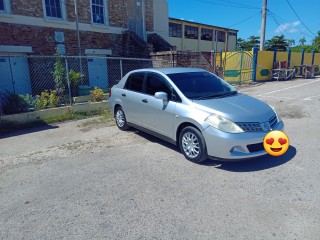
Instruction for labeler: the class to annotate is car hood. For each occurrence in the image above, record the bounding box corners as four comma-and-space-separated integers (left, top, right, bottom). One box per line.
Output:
192, 93, 275, 122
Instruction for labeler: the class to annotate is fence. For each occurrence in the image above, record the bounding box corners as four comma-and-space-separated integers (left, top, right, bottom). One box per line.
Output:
0, 55, 169, 116
1, 51, 319, 116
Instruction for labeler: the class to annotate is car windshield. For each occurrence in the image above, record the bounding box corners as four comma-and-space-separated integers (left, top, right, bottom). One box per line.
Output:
167, 71, 237, 100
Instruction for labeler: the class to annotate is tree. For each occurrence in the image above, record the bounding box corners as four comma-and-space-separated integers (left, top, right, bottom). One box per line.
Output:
287, 39, 295, 47
236, 36, 260, 50
299, 37, 306, 46
265, 35, 289, 51
312, 31, 320, 52
237, 38, 246, 49
247, 36, 260, 49
291, 45, 314, 53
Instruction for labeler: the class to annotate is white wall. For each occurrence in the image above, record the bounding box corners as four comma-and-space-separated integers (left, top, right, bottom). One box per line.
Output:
153, 0, 169, 41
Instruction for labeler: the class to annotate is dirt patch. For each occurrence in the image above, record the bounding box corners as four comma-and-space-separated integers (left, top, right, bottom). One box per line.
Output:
278, 105, 309, 119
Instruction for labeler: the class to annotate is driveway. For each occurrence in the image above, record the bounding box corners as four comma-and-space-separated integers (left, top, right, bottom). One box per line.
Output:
0, 77, 320, 239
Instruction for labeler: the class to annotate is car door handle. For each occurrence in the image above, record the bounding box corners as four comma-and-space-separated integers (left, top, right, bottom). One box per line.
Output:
142, 99, 148, 103
122, 93, 126, 97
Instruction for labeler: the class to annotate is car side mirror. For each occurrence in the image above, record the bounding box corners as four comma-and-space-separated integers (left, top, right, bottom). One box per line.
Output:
154, 92, 168, 101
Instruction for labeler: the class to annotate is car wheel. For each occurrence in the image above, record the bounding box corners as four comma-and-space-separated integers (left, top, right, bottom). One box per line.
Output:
179, 126, 208, 163
115, 106, 130, 131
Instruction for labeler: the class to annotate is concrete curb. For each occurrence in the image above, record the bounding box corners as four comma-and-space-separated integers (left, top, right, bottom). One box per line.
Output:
0, 101, 109, 125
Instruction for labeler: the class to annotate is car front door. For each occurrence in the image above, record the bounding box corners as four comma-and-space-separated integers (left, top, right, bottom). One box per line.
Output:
141, 73, 177, 139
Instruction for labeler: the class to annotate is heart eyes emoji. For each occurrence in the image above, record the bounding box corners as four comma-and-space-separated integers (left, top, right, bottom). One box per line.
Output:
266, 138, 274, 145
278, 138, 287, 145
263, 130, 289, 156
266, 137, 287, 145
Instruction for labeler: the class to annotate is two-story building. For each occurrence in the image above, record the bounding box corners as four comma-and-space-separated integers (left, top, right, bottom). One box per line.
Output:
0, 0, 170, 57
168, 18, 238, 52
0, 0, 171, 95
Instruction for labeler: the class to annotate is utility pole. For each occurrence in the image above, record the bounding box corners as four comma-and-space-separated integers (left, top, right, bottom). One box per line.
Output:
74, 0, 83, 84
260, 0, 267, 51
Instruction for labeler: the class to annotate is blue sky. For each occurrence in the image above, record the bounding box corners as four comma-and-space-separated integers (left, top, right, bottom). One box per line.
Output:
167, 0, 320, 45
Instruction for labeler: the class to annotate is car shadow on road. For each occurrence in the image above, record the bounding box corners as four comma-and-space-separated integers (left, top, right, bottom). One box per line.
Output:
131, 129, 180, 152
201, 146, 297, 172
0, 123, 59, 139
131, 129, 296, 172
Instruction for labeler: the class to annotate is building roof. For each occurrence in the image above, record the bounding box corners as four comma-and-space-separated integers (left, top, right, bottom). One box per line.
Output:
169, 17, 238, 33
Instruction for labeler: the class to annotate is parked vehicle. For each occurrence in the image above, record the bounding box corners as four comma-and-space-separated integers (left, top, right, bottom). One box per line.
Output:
109, 68, 284, 163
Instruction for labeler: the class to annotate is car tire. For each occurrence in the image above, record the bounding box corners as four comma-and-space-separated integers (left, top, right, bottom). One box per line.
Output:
179, 126, 208, 163
115, 106, 130, 131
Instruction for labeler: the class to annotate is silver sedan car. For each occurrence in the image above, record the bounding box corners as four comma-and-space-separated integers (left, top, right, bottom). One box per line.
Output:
109, 68, 284, 163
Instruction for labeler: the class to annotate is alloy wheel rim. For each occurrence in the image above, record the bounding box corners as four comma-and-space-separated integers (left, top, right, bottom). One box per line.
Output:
182, 132, 200, 158
116, 110, 125, 127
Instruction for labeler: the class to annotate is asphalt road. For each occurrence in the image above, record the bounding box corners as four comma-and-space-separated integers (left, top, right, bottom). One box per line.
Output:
1, 77, 320, 240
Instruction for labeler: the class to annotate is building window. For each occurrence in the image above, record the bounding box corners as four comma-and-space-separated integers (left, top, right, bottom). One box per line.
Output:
185, 25, 198, 39
217, 31, 226, 42
201, 28, 213, 41
0, 0, 10, 13
228, 32, 237, 37
169, 22, 182, 38
43, 0, 65, 19
91, 0, 107, 25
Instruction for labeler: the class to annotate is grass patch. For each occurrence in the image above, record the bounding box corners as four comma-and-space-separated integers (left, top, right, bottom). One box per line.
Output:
80, 109, 115, 127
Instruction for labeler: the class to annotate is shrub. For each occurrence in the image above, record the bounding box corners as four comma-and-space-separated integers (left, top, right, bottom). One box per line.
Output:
68, 69, 83, 97
53, 54, 66, 97
90, 87, 104, 102
19, 94, 36, 109
35, 90, 61, 110
69, 69, 83, 87
0, 91, 29, 115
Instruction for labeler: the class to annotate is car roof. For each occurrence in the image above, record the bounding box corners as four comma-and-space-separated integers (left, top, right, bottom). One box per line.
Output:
132, 67, 207, 75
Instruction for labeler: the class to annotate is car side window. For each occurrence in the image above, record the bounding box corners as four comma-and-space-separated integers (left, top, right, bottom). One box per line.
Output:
145, 73, 172, 99
124, 73, 145, 92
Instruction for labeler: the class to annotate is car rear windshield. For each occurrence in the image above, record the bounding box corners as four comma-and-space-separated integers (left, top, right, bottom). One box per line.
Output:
167, 71, 237, 100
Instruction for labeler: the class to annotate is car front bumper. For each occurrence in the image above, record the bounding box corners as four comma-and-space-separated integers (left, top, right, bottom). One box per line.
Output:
202, 121, 285, 161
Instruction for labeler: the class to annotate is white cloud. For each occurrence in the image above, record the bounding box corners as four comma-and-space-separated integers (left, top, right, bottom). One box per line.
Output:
275, 21, 301, 33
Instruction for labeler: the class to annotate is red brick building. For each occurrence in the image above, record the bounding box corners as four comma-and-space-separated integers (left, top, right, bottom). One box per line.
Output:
0, 0, 172, 95
0, 0, 170, 57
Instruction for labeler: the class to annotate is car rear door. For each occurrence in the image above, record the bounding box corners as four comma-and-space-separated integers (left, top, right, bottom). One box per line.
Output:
121, 72, 146, 126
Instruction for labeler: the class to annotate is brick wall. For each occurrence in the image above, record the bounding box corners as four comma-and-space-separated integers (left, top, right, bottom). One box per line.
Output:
9, 0, 154, 29
1, 0, 159, 57
11, 0, 43, 17
0, 22, 152, 57
66, 0, 91, 23
151, 51, 214, 72
109, 0, 128, 28
145, 0, 153, 32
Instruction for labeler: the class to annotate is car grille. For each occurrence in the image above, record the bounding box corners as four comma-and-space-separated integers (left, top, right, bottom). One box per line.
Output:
269, 114, 277, 128
247, 142, 264, 153
237, 115, 277, 132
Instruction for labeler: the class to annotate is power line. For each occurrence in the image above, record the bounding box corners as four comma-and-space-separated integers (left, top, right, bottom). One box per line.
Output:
205, 0, 260, 9
267, 10, 314, 39
191, 0, 260, 10
227, 11, 261, 28
267, 11, 292, 38
285, 0, 316, 37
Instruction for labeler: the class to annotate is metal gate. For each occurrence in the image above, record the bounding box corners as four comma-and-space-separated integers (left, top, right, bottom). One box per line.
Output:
221, 51, 253, 84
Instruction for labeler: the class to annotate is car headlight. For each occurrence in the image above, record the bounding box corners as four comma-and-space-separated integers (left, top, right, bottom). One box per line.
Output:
205, 114, 244, 133
270, 105, 282, 122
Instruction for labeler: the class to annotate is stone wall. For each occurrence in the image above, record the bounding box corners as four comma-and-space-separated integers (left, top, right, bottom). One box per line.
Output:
151, 51, 214, 72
